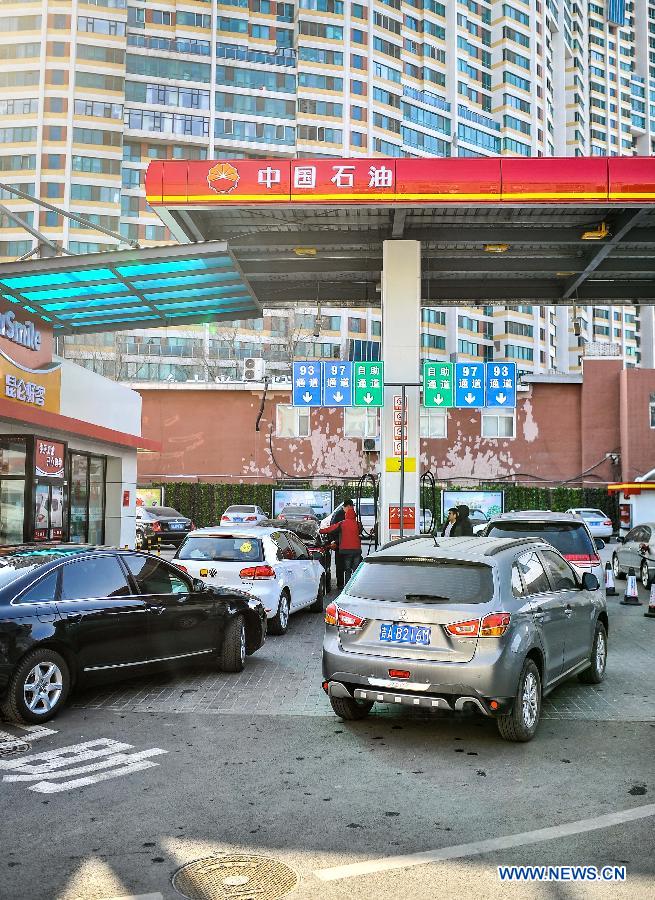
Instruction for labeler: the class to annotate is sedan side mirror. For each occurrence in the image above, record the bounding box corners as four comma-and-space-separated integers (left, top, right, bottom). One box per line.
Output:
192, 578, 205, 592
581, 572, 600, 592
616, 535, 625, 543
595, 539, 605, 551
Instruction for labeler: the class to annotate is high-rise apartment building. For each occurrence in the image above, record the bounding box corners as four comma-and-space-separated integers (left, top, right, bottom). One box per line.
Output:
0, 0, 653, 380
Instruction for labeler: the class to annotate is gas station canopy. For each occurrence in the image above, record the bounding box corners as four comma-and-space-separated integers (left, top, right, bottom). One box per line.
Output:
146, 156, 655, 308
0, 241, 259, 333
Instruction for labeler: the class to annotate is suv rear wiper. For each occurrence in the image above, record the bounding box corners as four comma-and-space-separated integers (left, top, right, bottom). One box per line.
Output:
404, 594, 450, 603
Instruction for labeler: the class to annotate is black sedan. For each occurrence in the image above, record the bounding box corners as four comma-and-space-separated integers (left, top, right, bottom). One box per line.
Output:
0, 545, 266, 723
135, 505, 195, 549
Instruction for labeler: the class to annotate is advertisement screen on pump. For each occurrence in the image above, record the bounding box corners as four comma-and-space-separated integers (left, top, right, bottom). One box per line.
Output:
441, 490, 504, 525
272, 489, 334, 520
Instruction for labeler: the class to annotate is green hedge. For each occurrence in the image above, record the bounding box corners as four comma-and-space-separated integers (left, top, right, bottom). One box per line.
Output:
152, 481, 618, 529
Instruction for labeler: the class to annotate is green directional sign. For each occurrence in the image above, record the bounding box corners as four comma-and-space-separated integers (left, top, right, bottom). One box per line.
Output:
422, 361, 454, 408
353, 361, 384, 407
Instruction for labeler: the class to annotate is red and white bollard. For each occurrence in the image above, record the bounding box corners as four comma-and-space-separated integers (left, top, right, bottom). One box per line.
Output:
645, 583, 655, 619
621, 567, 642, 606
604, 560, 617, 597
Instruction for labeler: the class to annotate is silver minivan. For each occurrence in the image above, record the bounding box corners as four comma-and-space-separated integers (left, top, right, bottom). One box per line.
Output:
322, 536, 608, 742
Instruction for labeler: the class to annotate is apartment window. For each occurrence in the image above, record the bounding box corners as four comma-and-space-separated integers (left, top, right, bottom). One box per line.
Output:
505, 344, 533, 361
481, 413, 515, 439
349, 317, 364, 333
420, 409, 447, 439
422, 309, 446, 325
276, 405, 310, 438
421, 333, 446, 350
344, 408, 379, 439
151, 10, 173, 25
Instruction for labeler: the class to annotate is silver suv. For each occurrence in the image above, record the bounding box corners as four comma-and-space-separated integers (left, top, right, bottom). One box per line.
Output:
322, 536, 608, 742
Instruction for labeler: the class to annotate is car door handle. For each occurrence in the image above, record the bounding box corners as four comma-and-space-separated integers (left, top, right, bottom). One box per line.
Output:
147, 605, 165, 615
564, 605, 573, 617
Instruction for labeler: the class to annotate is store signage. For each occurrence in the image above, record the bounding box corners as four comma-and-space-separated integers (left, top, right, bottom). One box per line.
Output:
0, 355, 61, 414
0, 309, 42, 351
422, 361, 454, 408
35, 439, 65, 478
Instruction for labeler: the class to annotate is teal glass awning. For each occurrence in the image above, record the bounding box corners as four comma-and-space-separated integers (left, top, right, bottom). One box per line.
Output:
0, 241, 261, 333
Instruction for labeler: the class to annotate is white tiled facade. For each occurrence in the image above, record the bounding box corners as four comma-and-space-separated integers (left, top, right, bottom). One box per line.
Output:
0, 0, 653, 377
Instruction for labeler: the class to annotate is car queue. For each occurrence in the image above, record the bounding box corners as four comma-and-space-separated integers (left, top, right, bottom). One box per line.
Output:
0, 497, 638, 744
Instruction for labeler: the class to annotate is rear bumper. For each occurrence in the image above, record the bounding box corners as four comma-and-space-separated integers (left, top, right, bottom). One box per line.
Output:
324, 679, 513, 717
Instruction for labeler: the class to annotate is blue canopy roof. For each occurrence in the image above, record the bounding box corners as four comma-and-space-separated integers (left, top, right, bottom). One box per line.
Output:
0, 241, 261, 333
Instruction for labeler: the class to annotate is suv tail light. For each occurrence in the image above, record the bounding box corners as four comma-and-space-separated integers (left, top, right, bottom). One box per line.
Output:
324, 602, 365, 628
239, 565, 276, 580
445, 618, 480, 637
563, 553, 600, 565
480, 612, 511, 637
603, 519, 612, 527
176, 564, 188, 574
245, 515, 256, 521
151, 521, 161, 532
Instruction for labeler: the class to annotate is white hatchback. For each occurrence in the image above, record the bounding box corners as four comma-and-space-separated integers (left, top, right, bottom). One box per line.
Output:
172, 526, 325, 635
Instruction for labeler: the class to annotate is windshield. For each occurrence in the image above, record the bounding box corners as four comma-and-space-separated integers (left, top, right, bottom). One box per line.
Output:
149, 507, 184, 518
487, 521, 596, 555
177, 536, 263, 563
345, 558, 494, 604
576, 510, 606, 519
226, 506, 255, 513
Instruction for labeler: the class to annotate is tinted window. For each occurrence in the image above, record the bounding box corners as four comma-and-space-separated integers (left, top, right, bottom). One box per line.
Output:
17, 570, 59, 604
271, 532, 294, 560
149, 506, 184, 517
486, 522, 595, 556
345, 558, 494, 604
124, 555, 190, 595
178, 536, 263, 562
515, 551, 550, 595
541, 550, 577, 591
226, 506, 255, 513
358, 502, 375, 516
61, 556, 131, 600
625, 527, 641, 543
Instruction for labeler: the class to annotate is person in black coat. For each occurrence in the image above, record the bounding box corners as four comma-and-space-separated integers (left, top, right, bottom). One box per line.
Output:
450, 504, 474, 537
330, 500, 348, 589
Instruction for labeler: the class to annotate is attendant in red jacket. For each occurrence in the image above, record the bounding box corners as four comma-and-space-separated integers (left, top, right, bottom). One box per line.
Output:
320, 500, 363, 586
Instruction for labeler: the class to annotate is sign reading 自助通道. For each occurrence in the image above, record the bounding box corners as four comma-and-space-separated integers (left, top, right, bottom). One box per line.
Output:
422, 361, 454, 408
353, 362, 384, 408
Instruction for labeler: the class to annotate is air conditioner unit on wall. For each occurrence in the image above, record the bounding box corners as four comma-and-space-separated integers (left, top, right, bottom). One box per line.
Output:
244, 358, 265, 381
362, 437, 380, 453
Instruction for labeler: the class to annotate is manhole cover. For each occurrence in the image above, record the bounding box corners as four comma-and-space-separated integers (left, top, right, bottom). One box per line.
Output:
172, 854, 299, 900
0, 740, 30, 758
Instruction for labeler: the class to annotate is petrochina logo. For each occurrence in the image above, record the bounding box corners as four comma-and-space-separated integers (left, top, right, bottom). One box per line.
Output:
207, 162, 240, 194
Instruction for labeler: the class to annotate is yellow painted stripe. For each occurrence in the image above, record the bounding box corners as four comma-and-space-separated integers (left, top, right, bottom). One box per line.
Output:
609, 192, 655, 199
502, 191, 607, 200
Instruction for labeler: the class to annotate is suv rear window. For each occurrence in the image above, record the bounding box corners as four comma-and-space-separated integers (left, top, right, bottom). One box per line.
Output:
345, 558, 494, 604
177, 536, 263, 563
486, 521, 596, 556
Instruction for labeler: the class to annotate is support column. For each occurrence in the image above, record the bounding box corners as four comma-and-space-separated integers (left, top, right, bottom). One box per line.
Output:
379, 240, 421, 546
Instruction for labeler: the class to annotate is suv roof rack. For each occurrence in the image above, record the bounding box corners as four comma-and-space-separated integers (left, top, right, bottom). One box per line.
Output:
483, 537, 543, 557
378, 535, 426, 551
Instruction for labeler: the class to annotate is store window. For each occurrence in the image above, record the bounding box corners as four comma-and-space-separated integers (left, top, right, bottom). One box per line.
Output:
70, 453, 106, 543
0, 437, 26, 544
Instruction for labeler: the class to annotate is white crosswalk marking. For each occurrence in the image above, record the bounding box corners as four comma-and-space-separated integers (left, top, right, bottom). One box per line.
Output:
0, 738, 166, 793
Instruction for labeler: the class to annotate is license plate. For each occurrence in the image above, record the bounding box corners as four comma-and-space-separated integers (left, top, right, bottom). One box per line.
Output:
379, 623, 431, 645
170, 523, 184, 530
234, 517, 243, 522
590, 521, 601, 527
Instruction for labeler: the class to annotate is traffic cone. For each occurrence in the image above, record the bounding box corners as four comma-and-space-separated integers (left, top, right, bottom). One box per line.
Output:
645, 583, 655, 618
620, 567, 642, 606
604, 561, 617, 597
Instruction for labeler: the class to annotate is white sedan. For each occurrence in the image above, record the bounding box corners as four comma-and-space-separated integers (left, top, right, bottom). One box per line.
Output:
566, 508, 614, 540
172, 526, 325, 635
220, 505, 268, 525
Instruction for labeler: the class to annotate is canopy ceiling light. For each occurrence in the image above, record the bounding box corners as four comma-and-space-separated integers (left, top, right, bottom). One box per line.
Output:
483, 243, 510, 253
581, 222, 610, 241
